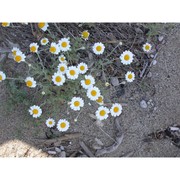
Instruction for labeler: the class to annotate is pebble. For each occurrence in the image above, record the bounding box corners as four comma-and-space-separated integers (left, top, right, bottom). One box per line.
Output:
152, 60, 157, 65
153, 107, 157, 111
60, 146, 65, 151
60, 151, 66, 157
140, 100, 148, 109
92, 143, 102, 150
110, 77, 119, 86
55, 147, 61, 153
95, 138, 104, 146
158, 36, 164, 42
48, 151, 56, 155
147, 72, 152, 78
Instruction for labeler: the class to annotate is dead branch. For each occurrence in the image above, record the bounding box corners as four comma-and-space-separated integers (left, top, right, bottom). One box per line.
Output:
34, 133, 81, 146
79, 141, 95, 157
95, 118, 124, 156
140, 61, 149, 78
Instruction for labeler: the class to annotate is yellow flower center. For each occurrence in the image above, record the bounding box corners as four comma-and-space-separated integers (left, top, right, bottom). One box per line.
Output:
60, 66, 65, 72
42, 39, 47, 43
30, 46, 37, 52
124, 54, 130, 61
2, 22, 9, 27
96, 45, 102, 52
15, 55, 22, 62
33, 109, 39, 115
69, 70, 75, 76
91, 90, 97, 96
61, 42, 68, 48
85, 79, 91, 85
61, 57, 65, 61
26, 80, 33, 87
100, 110, 106, 116
113, 107, 119, 113
50, 46, 56, 53
74, 101, 80, 107
96, 96, 103, 103
55, 76, 62, 82
60, 122, 66, 128
49, 121, 53, 125
82, 31, 89, 39
0, 75, 2, 81
38, 23, 45, 29
80, 65, 85, 71
128, 74, 133, 79
145, 45, 150, 50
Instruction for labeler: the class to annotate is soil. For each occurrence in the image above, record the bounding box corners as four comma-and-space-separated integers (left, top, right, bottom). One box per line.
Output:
0, 23, 180, 157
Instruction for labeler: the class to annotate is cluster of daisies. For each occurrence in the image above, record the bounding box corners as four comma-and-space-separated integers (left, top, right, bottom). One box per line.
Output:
0, 23, 153, 133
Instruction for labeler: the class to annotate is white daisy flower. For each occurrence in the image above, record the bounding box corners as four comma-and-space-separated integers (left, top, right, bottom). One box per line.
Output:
14, 51, 26, 63
110, 103, 122, 117
0, 71, 6, 82
12, 47, 20, 56
87, 86, 101, 101
52, 72, 66, 86
120, 50, 134, 65
57, 63, 67, 74
142, 42, 152, 53
30, 43, 39, 53
40, 38, 49, 45
46, 118, 56, 128
57, 119, 70, 132
70, 97, 84, 111
81, 30, 90, 40
29, 105, 42, 118
58, 38, 71, 52
66, 66, 79, 80
77, 62, 88, 74
58, 54, 67, 63
96, 95, 104, 105
95, 106, 110, 121
25, 77, 37, 88
2, 22, 10, 27
38, 23, 49, 32
81, 75, 95, 89
49, 42, 60, 55
125, 71, 135, 82
92, 42, 105, 55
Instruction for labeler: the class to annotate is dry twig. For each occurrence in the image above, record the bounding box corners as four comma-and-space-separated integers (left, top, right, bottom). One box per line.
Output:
95, 118, 124, 156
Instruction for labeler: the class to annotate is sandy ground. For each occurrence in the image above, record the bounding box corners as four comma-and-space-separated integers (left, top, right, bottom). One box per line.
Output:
0, 25, 180, 157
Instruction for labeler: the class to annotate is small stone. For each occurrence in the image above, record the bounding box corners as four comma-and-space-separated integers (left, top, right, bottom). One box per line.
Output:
92, 143, 102, 150
95, 138, 104, 146
48, 151, 56, 155
158, 36, 164, 42
152, 60, 157, 65
140, 100, 148, 109
55, 147, 61, 153
147, 72, 152, 78
110, 77, 119, 86
60, 146, 64, 151
153, 107, 157, 111
60, 151, 66, 157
